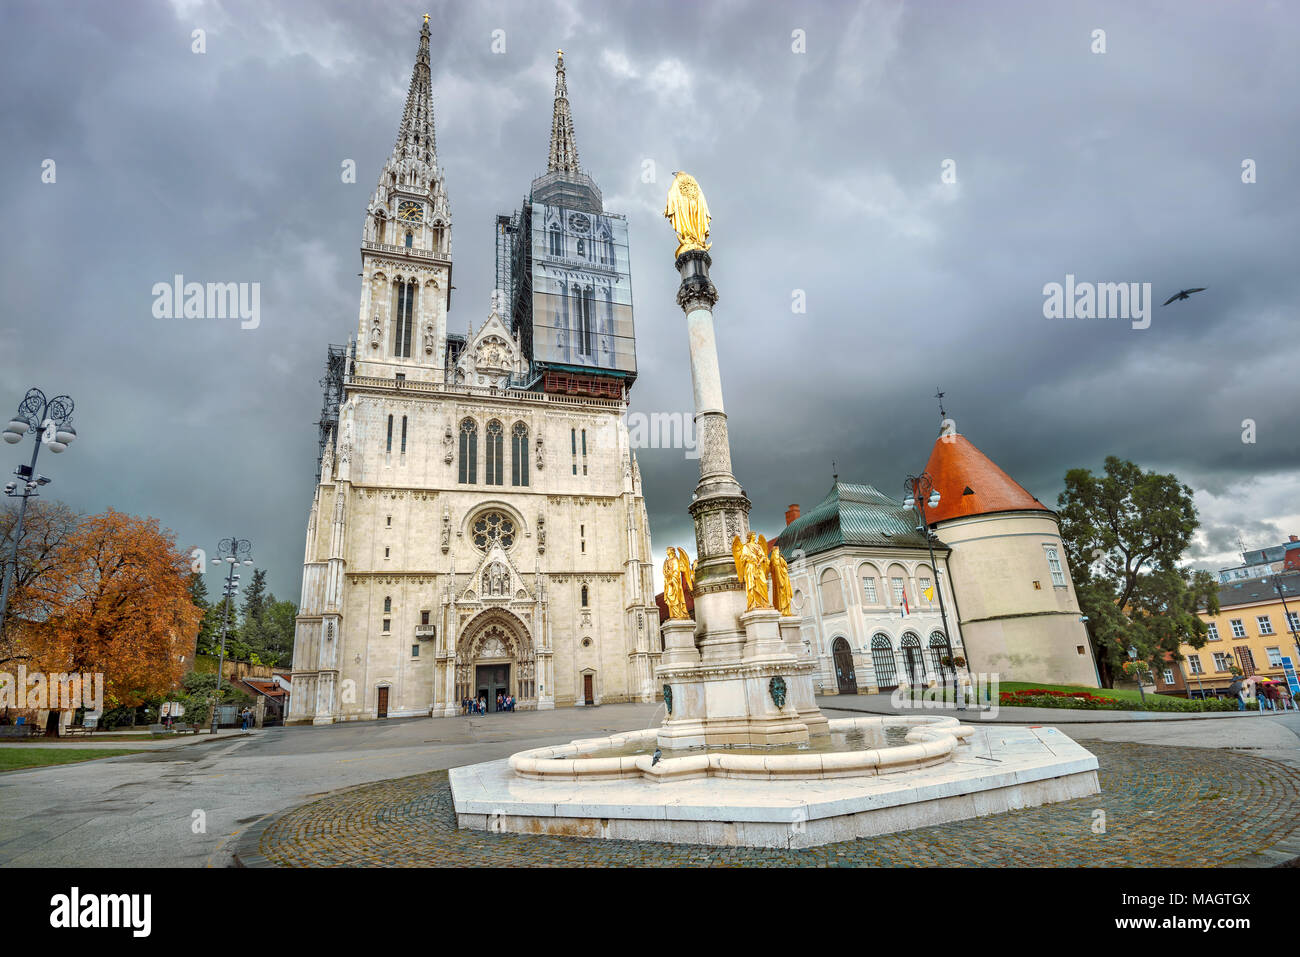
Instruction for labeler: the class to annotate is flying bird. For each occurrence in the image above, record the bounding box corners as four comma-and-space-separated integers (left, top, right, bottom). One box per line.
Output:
651, 748, 662, 767
1161, 287, 1206, 306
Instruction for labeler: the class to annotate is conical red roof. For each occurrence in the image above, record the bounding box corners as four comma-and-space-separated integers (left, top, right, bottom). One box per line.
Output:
921, 430, 1050, 524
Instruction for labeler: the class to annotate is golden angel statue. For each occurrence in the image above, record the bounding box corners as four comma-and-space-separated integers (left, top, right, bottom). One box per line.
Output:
769, 545, 794, 617
663, 546, 695, 620
731, 532, 772, 612
663, 171, 711, 258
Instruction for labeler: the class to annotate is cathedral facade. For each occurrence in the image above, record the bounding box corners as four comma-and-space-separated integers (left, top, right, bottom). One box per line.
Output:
288, 23, 659, 724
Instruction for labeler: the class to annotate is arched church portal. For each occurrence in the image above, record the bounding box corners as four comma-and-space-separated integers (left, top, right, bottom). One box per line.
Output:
455, 611, 536, 712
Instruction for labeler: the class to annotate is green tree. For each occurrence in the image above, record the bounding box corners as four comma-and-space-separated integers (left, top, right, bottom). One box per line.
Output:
1057, 456, 1219, 687
188, 572, 224, 657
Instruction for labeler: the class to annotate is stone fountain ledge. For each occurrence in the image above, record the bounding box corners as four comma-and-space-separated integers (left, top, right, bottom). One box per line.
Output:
509, 715, 974, 783
453, 724, 1100, 849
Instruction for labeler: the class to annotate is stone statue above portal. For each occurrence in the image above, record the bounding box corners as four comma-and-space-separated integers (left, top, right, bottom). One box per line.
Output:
663, 171, 711, 259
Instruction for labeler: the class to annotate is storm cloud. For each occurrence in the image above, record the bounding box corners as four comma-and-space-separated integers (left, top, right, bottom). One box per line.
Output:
1, 0, 1295, 600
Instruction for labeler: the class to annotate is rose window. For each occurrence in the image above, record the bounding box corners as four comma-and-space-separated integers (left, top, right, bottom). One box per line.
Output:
472, 511, 516, 552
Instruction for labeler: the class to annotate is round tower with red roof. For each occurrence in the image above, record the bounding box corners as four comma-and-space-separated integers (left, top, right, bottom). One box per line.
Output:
922, 421, 1100, 687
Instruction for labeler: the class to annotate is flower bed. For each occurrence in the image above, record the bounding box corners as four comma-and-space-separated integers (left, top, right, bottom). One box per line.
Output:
999, 689, 1246, 712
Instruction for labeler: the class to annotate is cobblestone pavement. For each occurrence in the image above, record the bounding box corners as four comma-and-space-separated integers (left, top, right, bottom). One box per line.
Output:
245, 741, 1300, 867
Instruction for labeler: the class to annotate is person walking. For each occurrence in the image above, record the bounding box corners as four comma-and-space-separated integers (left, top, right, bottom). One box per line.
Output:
1228, 675, 1245, 711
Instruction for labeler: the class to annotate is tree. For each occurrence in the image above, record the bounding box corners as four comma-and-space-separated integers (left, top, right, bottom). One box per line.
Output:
1057, 456, 1219, 687
188, 572, 223, 658
0, 500, 79, 664
240, 568, 268, 635
18, 509, 202, 712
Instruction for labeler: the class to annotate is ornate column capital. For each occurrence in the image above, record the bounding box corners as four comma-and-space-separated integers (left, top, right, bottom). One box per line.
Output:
674, 250, 718, 313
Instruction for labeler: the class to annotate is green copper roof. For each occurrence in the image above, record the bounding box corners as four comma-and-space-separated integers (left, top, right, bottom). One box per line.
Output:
772, 482, 947, 558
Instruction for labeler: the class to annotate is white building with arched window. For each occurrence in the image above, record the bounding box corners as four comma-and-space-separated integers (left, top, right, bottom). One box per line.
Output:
288, 23, 658, 723
771, 482, 967, 695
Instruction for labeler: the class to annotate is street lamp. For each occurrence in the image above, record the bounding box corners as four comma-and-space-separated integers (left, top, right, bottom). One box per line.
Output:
0, 388, 77, 644
209, 536, 253, 735
1127, 645, 1148, 707
902, 471, 968, 710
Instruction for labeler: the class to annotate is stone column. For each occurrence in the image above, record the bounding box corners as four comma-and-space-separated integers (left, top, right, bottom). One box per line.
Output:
675, 251, 750, 662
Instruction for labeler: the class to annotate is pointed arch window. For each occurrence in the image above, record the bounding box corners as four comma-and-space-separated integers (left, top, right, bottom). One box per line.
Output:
458, 418, 477, 484
393, 279, 417, 358
549, 223, 562, 257
511, 422, 529, 487
404, 230, 414, 248
581, 584, 589, 607
485, 420, 504, 486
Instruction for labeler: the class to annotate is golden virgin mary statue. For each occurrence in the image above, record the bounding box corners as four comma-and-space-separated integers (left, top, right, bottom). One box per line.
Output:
663, 171, 711, 258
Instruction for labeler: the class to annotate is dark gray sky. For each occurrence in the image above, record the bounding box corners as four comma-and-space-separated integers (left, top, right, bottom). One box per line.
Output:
2, 0, 1296, 602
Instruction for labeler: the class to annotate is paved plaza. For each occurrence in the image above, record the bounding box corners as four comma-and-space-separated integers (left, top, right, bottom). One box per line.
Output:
238, 741, 1300, 867
3, 700, 1300, 867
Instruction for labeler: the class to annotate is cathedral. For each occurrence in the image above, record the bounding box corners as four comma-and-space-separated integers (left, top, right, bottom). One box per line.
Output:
287, 21, 659, 724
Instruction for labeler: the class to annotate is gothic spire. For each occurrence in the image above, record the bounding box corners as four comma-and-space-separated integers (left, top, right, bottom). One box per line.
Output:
547, 49, 581, 175
394, 16, 437, 168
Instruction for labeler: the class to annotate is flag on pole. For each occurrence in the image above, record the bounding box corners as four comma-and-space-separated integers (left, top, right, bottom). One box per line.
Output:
901, 590, 910, 618
923, 585, 934, 603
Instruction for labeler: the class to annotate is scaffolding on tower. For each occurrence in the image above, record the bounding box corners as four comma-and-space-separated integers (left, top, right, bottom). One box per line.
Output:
315, 341, 352, 483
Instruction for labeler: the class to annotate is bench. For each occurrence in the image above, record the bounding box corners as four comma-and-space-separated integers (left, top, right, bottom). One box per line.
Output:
148, 723, 173, 738
174, 723, 201, 735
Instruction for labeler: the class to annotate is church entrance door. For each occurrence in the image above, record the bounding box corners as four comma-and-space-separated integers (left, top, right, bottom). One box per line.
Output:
377, 686, 389, 719
476, 664, 510, 712
583, 674, 594, 706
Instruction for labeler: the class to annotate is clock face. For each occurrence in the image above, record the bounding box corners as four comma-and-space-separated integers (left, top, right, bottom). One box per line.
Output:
398, 201, 422, 223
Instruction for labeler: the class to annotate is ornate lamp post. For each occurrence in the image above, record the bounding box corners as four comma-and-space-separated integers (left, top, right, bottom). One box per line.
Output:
0, 388, 77, 641
902, 471, 966, 709
209, 537, 254, 734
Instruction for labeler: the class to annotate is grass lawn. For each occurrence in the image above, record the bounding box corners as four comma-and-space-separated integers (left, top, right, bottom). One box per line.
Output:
0, 748, 137, 772
0, 734, 163, 743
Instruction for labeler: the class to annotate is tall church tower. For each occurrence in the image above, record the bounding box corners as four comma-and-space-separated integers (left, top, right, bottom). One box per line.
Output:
356, 17, 453, 384
289, 27, 659, 726
496, 51, 637, 398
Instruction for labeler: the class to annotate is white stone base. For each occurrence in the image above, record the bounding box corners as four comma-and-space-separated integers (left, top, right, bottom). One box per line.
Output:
449, 726, 1099, 849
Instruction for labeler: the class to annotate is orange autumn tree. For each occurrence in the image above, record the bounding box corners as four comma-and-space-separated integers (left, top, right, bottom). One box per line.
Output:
22, 508, 201, 709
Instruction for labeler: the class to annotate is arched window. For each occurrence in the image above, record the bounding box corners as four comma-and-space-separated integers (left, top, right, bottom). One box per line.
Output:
392, 279, 417, 358
458, 418, 477, 484
404, 230, 413, 248
581, 584, 589, 607
871, 634, 897, 690
901, 632, 924, 684
819, 567, 844, 615
549, 223, 561, 256
383, 596, 391, 614
511, 422, 529, 487
929, 631, 953, 675
485, 420, 504, 486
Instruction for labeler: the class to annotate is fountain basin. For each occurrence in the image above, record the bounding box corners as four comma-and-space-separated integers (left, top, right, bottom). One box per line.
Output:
451, 723, 1100, 848
509, 715, 974, 782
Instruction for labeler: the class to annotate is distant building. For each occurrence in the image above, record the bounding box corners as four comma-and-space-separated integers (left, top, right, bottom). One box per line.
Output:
1178, 570, 1300, 698
775, 422, 1100, 691
1217, 535, 1300, 584
918, 422, 1098, 687
772, 482, 967, 695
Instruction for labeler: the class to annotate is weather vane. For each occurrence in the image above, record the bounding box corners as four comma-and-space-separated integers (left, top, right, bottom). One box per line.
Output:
934, 388, 947, 420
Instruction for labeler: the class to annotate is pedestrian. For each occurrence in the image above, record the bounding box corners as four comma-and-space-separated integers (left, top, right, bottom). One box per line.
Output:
1228, 675, 1245, 711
